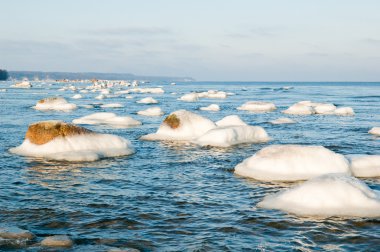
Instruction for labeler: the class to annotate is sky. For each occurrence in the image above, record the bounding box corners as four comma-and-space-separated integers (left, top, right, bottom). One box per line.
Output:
1, 0, 380, 81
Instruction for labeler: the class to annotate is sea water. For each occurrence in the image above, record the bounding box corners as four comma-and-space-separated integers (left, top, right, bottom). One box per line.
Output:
0, 81, 379, 251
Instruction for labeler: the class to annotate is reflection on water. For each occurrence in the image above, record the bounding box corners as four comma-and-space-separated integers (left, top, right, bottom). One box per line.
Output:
1, 82, 380, 250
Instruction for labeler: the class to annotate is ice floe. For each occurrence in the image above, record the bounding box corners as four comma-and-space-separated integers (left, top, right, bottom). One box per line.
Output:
136, 97, 158, 104
283, 101, 354, 116
200, 104, 220, 111
10, 121, 134, 161
368, 127, 380, 136
257, 174, 380, 217
137, 107, 164, 116
237, 101, 276, 112
33, 97, 77, 111
348, 155, 380, 178
73, 112, 141, 127
141, 110, 216, 141
100, 103, 124, 108
234, 145, 350, 181
270, 117, 296, 124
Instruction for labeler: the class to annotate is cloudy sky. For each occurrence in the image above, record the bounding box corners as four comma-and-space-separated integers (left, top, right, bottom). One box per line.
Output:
1, 0, 380, 81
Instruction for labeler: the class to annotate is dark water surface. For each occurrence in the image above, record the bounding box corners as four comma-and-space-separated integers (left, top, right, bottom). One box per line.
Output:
0, 81, 379, 251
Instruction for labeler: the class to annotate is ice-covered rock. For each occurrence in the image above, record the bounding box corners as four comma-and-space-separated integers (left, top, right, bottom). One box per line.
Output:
200, 104, 220, 111
198, 90, 228, 99
41, 235, 73, 247
234, 145, 350, 181
95, 94, 106, 100
334, 107, 355, 116
11, 81, 32, 88
348, 155, 380, 178
128, 87, 164, 94
368, 127, 380, 136
237, 101, 276, 112
73, 113, 141, 127
257, 174, 380, 217
137, 107, 164, 116
313, 103, 336, 114
10, 121, 134, 161
215, 115, 247, 127
141, 110, 216, 141
72, 94, 82, 99
193, 125, 270, 147
136, 97, 158, 104
270, 117, 296, 124
178, 93, 198, 102
282, 103, 315, 115
100, 103, 124, 108
33, 97, 77, 111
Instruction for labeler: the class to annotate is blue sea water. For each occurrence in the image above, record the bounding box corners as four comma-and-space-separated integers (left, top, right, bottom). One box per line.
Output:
0, 81, 379, 251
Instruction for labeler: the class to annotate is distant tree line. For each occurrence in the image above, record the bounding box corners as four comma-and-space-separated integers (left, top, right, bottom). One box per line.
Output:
0, 69, 9, 80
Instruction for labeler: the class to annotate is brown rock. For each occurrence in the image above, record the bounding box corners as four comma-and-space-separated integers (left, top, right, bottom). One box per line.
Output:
0, 227, 35, 240
41, 235, 73, 247
25, 121, 93, 145
163, 114, 180, 129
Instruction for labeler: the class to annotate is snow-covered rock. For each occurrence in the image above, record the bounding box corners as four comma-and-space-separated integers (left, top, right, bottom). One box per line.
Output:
137, 107, 164, 116
178, 93, 198, 102
200, 104, 220, 111
368, 127, 380, 136
237, 101, 276, 112
72, 94, 82, 99
234, 145, 350, 181
136, 97, 158, 104
283, 101, 354, 116
334, 107, 355, 116
141, 110, 216, 141
270, 117, 296, 124
193, 125, 270, 147
73, 112, 141, 127
257, 174, 380, 217
10, 121, 134, 161
33, 97, 77, 111
348, 155, 380, 178
282, 103, 315, 115
11, 81, 32, 88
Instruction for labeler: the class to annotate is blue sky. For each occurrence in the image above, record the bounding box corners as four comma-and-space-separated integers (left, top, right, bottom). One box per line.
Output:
1, 0, 380, 81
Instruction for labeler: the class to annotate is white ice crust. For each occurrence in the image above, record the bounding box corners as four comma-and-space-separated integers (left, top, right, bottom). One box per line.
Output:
33, 97, 77, 111
369, 127, 380, 136
10, 134, 134, 162
270, 118, 296, 124
137, 107, 164, 116
136, 97, 158, 104
237, 101, 276, 112
234, 145, 350, 181
73, 112, 141, 127
257, 174, 380, 217
200, 104, 220, 111
141, 110, 216, 141
348, 155, 380, 178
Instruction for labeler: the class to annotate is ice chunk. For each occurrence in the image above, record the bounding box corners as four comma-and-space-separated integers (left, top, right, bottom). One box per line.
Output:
369, 127, 380, 136
234, 145, 350, 181
348, 155, 380, 178
136, 97, 158, 104
100, 103, 124, 108
73, 112, 141, 127
72, 94, 82, 99
270, 117, 296, 124
137, 107, 164, 116
216, 115, 247, 127
237, 101, 276, 112
257, 174, 380, 217
200, 104, 220, 111
193, 125, 270, 147
33, 97, 77, 111
334, 107, 355, 116
10, 121, 134, 161
141, 110, 216, 141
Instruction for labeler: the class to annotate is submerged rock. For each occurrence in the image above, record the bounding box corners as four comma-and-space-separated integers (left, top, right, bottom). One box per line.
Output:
0, 227, 34, 240
41, 235, 73, 247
